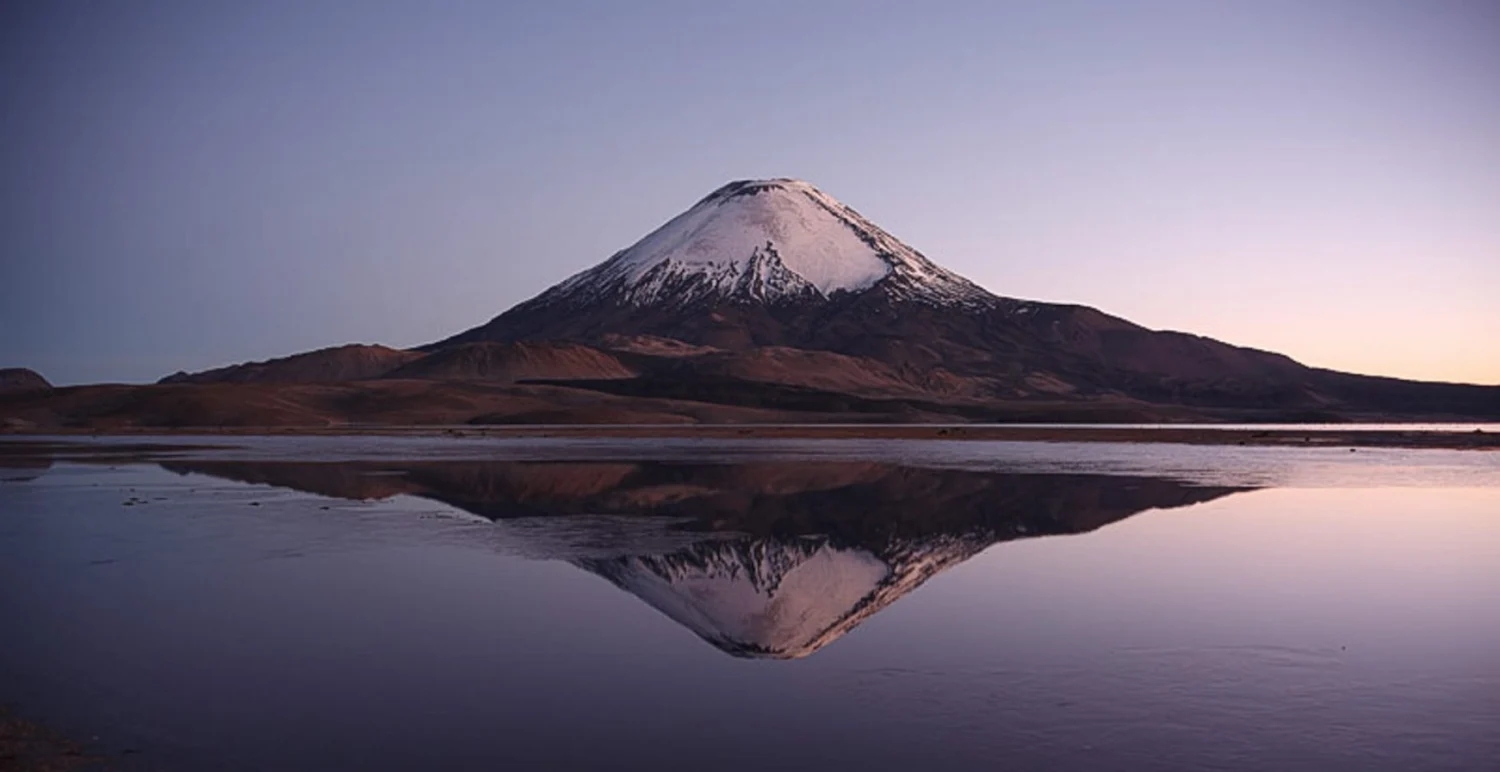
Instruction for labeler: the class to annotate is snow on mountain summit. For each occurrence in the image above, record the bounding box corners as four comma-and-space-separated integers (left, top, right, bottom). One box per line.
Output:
532, 178, 995, 309
620, 178, 890, 295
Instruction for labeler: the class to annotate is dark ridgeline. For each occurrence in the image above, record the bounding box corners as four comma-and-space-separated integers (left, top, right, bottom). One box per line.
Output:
162, 458, 1245, 658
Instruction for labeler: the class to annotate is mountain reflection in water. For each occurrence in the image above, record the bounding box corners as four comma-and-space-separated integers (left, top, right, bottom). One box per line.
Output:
160, 460, 1245, 658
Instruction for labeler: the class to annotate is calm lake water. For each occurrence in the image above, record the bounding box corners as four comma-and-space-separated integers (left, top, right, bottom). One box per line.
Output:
2, 437, 1497, 771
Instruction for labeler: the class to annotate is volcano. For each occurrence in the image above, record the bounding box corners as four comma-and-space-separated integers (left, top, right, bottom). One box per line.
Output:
422, 178, 1497, 420
4, 178, 1496, 428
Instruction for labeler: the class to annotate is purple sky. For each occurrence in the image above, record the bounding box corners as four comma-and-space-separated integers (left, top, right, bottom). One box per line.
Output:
2, 1, 1497, 385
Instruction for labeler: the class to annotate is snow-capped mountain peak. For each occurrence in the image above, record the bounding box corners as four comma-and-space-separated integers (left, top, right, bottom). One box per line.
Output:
534, 178, 996, 309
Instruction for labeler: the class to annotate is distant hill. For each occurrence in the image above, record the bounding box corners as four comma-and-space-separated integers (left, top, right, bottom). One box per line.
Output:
0, 368, 51, 396
158, 344, 422, 384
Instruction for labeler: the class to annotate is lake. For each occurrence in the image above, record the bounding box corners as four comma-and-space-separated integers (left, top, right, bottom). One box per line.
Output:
1, 436, 1497, 770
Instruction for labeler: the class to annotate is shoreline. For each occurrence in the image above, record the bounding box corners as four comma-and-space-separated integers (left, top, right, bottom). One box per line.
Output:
0, 706, 103, 771
2, 424, 1496, 451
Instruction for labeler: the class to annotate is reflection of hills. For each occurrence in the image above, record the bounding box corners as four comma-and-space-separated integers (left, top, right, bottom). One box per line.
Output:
164, 459, 1244, 658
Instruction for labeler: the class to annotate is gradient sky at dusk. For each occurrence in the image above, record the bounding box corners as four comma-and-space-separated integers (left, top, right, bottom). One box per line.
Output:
2, 1, 1497, 385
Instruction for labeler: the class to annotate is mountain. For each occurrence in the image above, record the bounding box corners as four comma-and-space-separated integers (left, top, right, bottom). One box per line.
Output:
4, 177, 1496, 428
431, 178, 998, 351
158, 458, 1246, 658
514, 178, 994, 308
427, 178, 1497, 419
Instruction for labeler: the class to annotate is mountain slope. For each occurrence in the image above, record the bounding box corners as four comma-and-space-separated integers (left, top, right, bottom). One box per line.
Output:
384, 341, 636, 382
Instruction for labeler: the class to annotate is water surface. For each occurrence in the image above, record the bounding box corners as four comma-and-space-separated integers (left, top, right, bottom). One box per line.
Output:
1, 439, 1496, 770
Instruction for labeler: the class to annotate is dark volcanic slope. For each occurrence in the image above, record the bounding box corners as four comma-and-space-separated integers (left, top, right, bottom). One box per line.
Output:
384, 341, 636, 382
